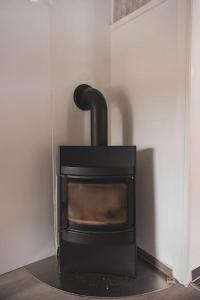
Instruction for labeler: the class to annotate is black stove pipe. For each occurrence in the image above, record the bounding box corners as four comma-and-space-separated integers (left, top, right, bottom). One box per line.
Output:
74, 84, 108, 146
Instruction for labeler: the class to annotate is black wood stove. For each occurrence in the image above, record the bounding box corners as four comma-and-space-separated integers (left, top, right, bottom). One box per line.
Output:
58, 84, 136, 295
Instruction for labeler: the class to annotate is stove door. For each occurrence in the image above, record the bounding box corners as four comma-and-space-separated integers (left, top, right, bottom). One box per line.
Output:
68, 182, 127, 226
60, 176, 134, 231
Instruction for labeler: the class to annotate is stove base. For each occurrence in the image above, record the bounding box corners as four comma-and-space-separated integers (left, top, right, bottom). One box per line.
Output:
59, 240, 136, 277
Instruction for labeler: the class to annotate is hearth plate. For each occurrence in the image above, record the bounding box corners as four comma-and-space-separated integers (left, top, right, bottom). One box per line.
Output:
26, 255, 169, 297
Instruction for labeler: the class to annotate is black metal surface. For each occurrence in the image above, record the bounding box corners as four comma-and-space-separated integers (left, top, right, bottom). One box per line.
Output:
59, 145, 136, 280
59, 272, 135, 297
59, 174, 136, 277
59, 88, 136, 286
74, 84, 108, 146
60, 241, 136, 277
61, 229, 135, 244
61, 166, 134, 176
60, 146, 136, 169
73, 84, 91, 110
26, 256, 169, 297
67, 221, 128, 232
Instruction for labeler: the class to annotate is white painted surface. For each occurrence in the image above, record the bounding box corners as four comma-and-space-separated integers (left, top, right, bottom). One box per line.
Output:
0, 0, 55, 275
0, 0, 110, 275
51, 0, 110, 148
189, 0, 200, 273
1, 0, 195, 283
51, 0, 110, 247
110, 0, 190, 283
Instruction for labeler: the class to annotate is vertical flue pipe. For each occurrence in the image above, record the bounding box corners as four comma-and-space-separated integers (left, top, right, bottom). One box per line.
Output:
74, 84, 108, 146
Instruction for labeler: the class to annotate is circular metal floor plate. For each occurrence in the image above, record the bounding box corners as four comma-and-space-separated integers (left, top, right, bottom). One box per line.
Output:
26, 256, 169, 297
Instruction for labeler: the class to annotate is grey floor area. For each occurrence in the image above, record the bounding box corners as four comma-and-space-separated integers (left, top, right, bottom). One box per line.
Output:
0, 269, 200, 300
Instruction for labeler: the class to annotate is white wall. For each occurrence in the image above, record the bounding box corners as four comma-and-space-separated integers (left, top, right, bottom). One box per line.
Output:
1, 0, 196, 282
51, 0, 110, 247
0, 0, 54, 275
0, 0, 110, 275
110, 0, 190, 283
51, 0, 110, 148
189, 0, 200, 273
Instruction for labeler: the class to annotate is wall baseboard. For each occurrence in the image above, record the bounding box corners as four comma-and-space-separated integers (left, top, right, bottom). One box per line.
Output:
137, 247, 173, 278
192, 266, 200, 282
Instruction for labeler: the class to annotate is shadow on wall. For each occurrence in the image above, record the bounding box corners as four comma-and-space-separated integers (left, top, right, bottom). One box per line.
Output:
136, 149, 156, 257
66, 86, 133, 146
110, 89, 156, 256
110, 89, 134, 145
65, 86, 156, 257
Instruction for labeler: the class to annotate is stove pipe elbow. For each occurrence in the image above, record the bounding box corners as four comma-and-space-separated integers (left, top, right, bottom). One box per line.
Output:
74, 84, 108, 146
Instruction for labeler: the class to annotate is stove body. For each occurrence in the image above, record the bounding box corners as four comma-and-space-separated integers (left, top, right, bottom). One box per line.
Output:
58, 84, 136, 278
59, 146, 136, 276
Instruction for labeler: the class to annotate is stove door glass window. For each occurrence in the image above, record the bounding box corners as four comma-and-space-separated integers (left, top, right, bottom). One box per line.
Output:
68, 182, 127, 226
